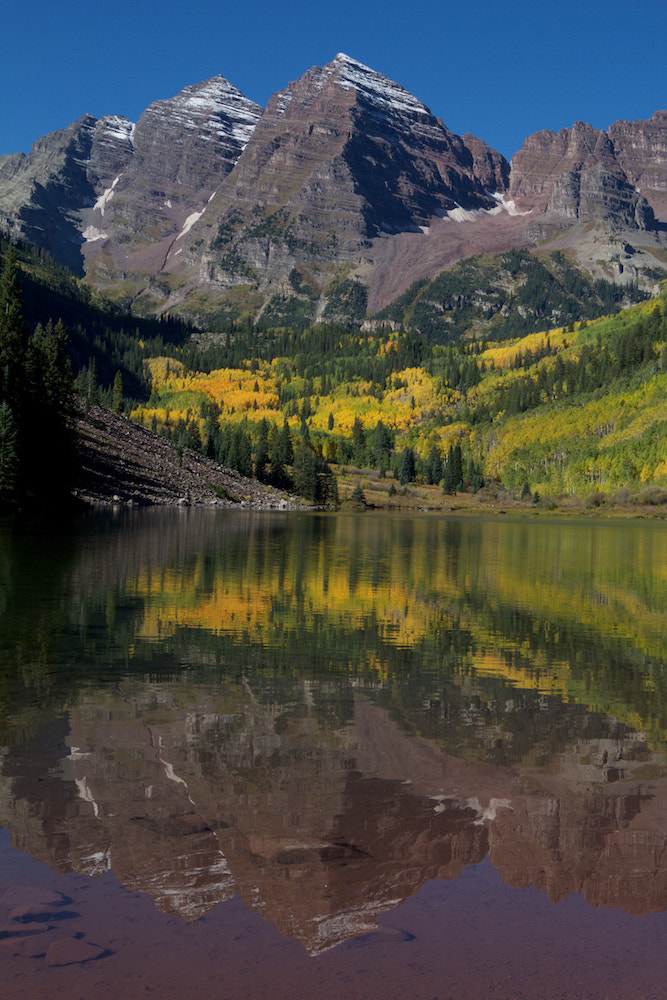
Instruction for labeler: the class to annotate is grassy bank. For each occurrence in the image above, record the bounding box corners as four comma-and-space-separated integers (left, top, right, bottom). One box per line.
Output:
334, 464, 667, 518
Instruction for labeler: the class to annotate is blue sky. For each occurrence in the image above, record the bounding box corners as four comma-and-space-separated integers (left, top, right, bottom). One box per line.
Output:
2, 0, 664, 159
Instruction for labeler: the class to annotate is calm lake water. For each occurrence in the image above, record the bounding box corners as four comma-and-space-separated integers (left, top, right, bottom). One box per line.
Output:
0, 508, 665, 999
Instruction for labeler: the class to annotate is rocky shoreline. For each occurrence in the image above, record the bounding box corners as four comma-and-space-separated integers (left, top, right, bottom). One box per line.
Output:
73, 402, 301, 510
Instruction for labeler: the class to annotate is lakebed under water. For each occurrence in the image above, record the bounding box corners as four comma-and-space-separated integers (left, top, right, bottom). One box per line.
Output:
0, 508, 664, 999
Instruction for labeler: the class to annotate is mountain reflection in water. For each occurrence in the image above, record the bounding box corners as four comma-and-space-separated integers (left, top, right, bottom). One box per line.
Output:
0, 508, 665, 956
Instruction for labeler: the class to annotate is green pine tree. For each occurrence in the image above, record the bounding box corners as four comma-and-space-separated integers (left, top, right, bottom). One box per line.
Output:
0, 401, 18, 503
254, 418, 270, 481
112, 371, 124, 413
397, 447, 415, 485
425, 446, 443, 485
0, 244, 28, 388
292, 439, 318, 501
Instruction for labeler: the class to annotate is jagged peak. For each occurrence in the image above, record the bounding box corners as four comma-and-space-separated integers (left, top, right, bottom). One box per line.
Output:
332, 52, 368, 70
141, 75, 262, 148
325, 53, 432, 118
176, 74, 257, 104
158, 75, 261, 120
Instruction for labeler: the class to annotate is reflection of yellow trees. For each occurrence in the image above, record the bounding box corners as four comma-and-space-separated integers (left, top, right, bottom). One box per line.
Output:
466, 649, 647, 734
126, 516, 665, 679
131, 560, 441, 649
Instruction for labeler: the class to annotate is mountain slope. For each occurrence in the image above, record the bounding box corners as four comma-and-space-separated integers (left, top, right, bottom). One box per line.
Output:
375, 248, 647, 342
74, 401, 296, 508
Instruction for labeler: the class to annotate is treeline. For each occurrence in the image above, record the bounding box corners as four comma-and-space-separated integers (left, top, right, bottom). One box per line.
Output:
183, 322, 430, 384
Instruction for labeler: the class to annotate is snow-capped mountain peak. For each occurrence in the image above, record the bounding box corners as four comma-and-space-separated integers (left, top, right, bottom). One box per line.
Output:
141, 76, 262, 149
329, 53, 432, 118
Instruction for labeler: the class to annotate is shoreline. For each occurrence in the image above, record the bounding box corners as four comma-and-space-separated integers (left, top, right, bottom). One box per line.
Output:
72, 402, 666, 521
333, 466, 667, 520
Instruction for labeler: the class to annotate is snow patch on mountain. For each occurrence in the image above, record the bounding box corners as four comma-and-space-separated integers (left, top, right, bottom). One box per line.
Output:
490, 192, 532, 216
94, 174, 120, 215
441, 193, 532, 223
97, 115, 135, 146
178, 208, 205, 240
445, 205, 489, 223
273, 91, 293, 116
82, 225, 109, 243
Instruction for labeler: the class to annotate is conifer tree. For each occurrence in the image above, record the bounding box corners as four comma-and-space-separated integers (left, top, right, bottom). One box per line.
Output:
443, 443, 463, 494
0, 401, 18, 501
279, 419, 293, 464
425, 445, 443, 485
0, 244, 28, 387
397, 447, 416, 485
112, 371, 124, 413
254, 418, 270, 481
0, 242, 76, 506
372, 420, 392, 469
292, 439, 318, 500
351, 416, 366, 465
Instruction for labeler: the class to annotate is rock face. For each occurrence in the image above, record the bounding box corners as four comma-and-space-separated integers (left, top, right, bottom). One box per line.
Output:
81, 77, 262, 293
0, 116, 102, 272
213, 53, 499, 234
509, 118, 658, 228
609, 110, 667, 220
462, 132, 511, 192
0, 54, 665, 320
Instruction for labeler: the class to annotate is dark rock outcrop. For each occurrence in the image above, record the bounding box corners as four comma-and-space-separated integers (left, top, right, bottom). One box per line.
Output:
0, 116, 99, 272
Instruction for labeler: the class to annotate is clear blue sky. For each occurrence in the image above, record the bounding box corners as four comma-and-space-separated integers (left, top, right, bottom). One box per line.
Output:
2, 0, 664, 159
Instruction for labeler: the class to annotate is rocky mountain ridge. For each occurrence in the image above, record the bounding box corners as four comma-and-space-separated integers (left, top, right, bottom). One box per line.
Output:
1, 56, 665, 324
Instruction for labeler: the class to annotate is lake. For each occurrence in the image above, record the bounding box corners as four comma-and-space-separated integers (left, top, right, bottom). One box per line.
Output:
0, 508, 665, 999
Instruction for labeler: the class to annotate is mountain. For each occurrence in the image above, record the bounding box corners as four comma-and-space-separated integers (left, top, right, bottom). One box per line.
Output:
0, 77, 262, 287
146, 53, 527, 322
1, 56, 665, 325
0, 114, 131, 273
